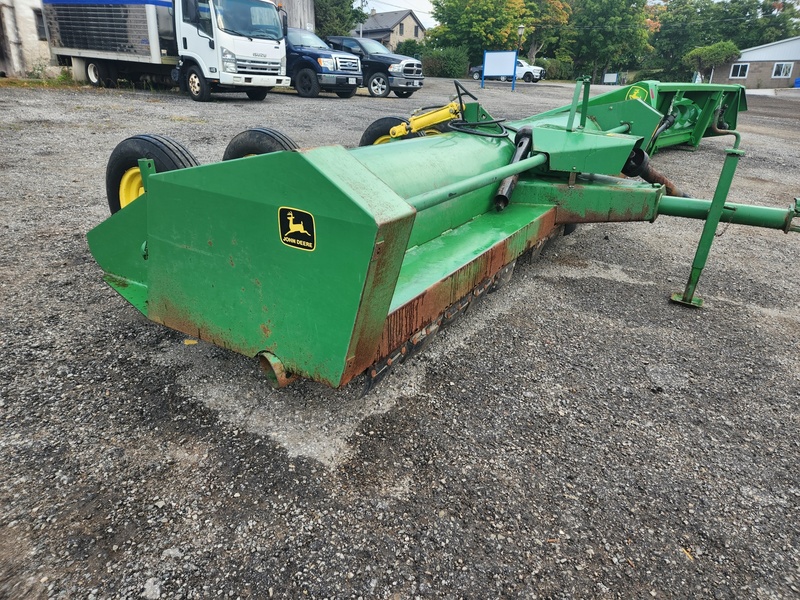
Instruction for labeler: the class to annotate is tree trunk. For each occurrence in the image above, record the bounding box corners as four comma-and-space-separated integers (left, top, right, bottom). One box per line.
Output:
526, 39, 544, 64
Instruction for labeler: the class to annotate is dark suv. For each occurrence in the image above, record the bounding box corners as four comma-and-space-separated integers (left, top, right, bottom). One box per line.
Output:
285, 28, 362, 98
325, 36, 423, 98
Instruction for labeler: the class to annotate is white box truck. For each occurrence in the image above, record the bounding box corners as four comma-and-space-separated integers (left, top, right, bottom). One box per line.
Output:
42, 0, 291, 101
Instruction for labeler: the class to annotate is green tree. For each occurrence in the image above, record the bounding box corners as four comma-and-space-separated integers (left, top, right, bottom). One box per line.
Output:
713, 0, 799, 49
315, 0, 367, 38
429, 0, 528, 65
570, 0, 652, 82
682, 40, 740, 79
648, 0, 718, 81
521, 0, 571, 63
395, 39, 425, 58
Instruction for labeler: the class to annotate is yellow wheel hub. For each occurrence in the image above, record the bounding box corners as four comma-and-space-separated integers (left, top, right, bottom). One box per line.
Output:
119, 166, 144, 209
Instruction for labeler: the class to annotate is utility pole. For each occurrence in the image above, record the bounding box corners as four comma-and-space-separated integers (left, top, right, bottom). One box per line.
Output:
359, 0, 367, 37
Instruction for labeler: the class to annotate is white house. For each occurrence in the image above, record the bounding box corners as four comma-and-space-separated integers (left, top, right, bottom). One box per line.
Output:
718, 35, 800, 89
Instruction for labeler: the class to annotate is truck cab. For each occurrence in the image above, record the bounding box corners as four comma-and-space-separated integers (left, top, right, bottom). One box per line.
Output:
285, 28, 362, 98
43, 0, 290, 101
325, 36, 423, 98
176, 0, 291, 101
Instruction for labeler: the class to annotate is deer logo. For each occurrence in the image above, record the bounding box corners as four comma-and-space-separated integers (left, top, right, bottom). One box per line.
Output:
285, 211, 311, 237
278, 207, 316, 251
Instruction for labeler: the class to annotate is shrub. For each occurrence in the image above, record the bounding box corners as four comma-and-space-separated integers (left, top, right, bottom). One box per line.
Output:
395, 40, 424, 59
539, 57, 573, 81
421, 46, 469, 78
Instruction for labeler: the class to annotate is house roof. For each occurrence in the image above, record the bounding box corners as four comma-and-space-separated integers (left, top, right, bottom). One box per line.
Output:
359, 10, 426, 35
740, 35, 800, 61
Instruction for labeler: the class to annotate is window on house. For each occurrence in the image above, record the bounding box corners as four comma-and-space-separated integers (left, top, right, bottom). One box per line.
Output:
399, 23, 404, 35
414, 26, 419, 38
34, 9, 47, 41
730, 63, 748, 78
772, 62, 793, 78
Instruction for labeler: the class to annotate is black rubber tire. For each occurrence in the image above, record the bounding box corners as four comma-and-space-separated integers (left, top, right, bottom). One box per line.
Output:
86, 60, 111, 87
185, 65, 211, 102
294, 68, 321, 98
531, 77, 540, 83
359, 116, 417, 146
500, 76, 508, 82
106, 134, 200, 214
335, 88, 357, 98
471, 70, 481, 80
367, 72, 391, 98
523, 72, 533, 83
246, 88, 269, 101
222, 128, 299, 161
393, 89, 414, 98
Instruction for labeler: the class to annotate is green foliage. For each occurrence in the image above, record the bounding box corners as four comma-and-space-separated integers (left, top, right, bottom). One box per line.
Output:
630, 68, 665, 83
570, 0, 651, 82
714, 0, 800, 50
538, 56, 574, 80
683, 41, 740, 76
314, 0, 367, 37
429, 0, 800, 84
420, 46, 470, 78
648, 0, 798, 81
430, 0, 528, 66
647, 0, 719, 80
395, 39, 425, 59
56, 67, 73, 84
521, 0, 571, 63
25, 59, 50, 80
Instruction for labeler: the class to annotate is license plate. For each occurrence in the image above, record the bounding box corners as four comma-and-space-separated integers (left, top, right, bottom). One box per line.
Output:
411, 80, 420, 87
348, 78, 355, 85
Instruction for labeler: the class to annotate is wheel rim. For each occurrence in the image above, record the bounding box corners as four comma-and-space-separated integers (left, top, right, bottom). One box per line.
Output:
188, 73, 201, 97
87, 64, 100, 85
119, 167, 144, 209
472, 72, 480, 80
370, 76, 387, 95
297, 73, 310, 94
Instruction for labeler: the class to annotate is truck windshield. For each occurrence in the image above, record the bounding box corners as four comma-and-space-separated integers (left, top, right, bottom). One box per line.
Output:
357, 38, 390, 55
287, 29, 328, 49
213, 0, 282, 40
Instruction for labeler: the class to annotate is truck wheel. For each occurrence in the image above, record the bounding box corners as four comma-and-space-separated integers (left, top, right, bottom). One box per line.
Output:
367, 72, 390, 98
335, 89, 357, 98
86, 60, 111, 87
186, 65, 211, 102
222, 128, 299, 160
359, 116, 417, 146
246, 88, 269, 101
394, 90, 414, 98
523, 72, 533, 83
106, 135, 200, 214
294, 68, 321, 98
471, 71, 481, 80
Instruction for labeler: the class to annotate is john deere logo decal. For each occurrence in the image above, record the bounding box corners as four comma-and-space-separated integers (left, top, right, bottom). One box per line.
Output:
279, 207, 315, 251
625, 86, 649, 101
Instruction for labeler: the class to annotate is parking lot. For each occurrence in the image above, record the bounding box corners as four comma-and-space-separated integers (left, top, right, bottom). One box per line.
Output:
1, 78, 799, 598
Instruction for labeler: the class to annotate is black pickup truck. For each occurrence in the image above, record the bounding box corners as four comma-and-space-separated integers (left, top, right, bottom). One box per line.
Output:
325, 36, 424, 98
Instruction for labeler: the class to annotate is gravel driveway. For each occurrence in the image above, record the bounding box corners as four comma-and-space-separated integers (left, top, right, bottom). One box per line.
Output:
1, 78, 799, 599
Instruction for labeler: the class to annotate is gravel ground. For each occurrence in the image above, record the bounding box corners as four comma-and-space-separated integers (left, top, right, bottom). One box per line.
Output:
1, 78, 799, 599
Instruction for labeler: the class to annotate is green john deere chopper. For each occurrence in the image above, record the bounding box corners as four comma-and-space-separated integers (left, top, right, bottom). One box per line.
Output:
87, 79, 799, 390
